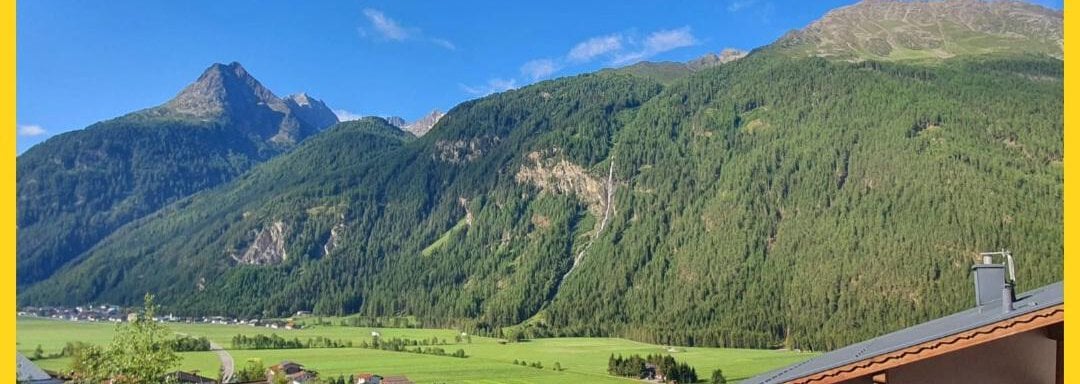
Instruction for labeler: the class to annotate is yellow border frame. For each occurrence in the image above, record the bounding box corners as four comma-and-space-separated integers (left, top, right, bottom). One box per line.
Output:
4, 0, 14, 375
1065, 0, 1076, 382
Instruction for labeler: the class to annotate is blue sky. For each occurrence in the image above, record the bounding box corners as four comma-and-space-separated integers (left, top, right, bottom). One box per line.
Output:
16, 0, 1064, 153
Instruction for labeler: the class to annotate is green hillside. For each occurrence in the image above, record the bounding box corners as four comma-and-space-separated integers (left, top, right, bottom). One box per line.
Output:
16, 116, 278, 285
21, 50, 1062, 351
16, 62, 337, 287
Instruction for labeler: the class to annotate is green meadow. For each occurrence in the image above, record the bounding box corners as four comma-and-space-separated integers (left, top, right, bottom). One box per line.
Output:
17, 317, 815, 383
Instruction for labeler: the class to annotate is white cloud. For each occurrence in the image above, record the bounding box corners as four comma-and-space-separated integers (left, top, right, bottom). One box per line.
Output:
727, 0, 757, 12
363, 9, 409, 41
361, 8, 455, 50
612, 27, 699, 65
333, 109, 364, 122
18, 124, 47, 137
461, 78, 518, 96
520, 59, 560, 81
567, 34, 624, 63
431, 38, 456, 50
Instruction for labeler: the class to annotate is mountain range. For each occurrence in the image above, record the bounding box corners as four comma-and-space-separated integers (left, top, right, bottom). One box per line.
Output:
17, 0, 1063, 352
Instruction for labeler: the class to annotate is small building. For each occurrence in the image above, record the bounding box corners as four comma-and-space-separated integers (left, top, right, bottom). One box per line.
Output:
16, 352, 64, 384
355, 373, 382, 384
746, 252, 1063, 384
267, 361, 316, 383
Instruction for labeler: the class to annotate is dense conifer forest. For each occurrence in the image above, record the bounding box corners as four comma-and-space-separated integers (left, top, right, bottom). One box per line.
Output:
20, 49, 1062, 351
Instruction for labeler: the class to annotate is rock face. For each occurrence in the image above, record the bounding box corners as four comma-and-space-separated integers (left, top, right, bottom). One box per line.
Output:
285, 93, 340, 133
688, 48, 748, 69
385, 116, 409, 129
405, 110, 445, 137
322, 223, 345, 257
775, 0, 1063, 61
515, 149, 608, 218
153, 62, 338, 145
235, 221, 289, 265
434, 135, 500, 163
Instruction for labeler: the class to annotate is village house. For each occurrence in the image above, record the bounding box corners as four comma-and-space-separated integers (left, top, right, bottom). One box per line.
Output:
268, 360, 317, 384
355, 373, 382, 384
354, 372, 414, 384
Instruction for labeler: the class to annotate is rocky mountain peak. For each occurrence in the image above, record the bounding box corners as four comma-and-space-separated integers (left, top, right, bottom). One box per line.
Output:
284, 93, 339, 132
287, 92, 314, 106
164, 62, 285, 118
405, 110, 445, 137
148, 62, 338, 145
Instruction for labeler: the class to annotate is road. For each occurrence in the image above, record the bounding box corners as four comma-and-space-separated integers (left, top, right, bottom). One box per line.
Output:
177, 332, 234, 382
209, 340, 235, 383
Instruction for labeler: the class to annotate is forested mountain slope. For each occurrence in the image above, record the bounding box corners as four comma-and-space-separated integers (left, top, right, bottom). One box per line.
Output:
16, 62, 337, 286
21, 50, 1062, 351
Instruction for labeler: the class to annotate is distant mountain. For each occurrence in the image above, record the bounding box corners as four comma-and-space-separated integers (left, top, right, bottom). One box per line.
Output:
16, 62, 337, 286
773, 0, 1063, 61
404, 110, 445, 137
613, 49, 747, 84
687, 48, 748, 69
145, 62, 337, 145
284, 93, 340, 137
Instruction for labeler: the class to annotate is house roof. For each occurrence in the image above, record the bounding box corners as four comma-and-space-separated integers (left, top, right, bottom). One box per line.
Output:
745, 281, 1063, 384
381, 376, 414, 384
17, 352, 61, 383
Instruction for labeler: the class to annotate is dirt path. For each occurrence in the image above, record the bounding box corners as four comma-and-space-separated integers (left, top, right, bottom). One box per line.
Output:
209, 341, 234, 383
177, 332, 234, 382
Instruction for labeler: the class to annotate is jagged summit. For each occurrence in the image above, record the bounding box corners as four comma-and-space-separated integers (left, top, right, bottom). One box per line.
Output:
774, 0, 1063, 61
284, 93, 340, 134
147, 62, 338, 145
164, 62, 284, 118
404, 110, 445, 137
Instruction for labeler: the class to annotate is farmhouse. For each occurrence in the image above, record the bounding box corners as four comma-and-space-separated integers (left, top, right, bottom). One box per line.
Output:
353, 372, 414, 384
746, 252, 1063, 384
268, 360, 317, 383
355, 373, 382, 384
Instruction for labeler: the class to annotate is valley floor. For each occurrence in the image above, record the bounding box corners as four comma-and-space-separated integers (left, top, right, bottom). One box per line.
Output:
16, 317, 816, 383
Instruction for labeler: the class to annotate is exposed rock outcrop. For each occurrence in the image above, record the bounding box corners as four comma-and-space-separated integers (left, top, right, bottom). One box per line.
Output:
515, 149, 608, 217
434, 135, 501, 163
234, 221, 289, 265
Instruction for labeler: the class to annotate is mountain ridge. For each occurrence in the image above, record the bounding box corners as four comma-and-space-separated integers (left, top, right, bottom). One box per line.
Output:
773, 0, 1062, 61
16, 62, 337, 286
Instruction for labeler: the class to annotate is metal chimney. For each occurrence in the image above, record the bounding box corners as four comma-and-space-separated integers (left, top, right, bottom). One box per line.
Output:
972, 250, 1016, 308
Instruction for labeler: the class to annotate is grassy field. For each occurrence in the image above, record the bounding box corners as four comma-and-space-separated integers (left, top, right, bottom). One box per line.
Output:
17, 317, 815, 383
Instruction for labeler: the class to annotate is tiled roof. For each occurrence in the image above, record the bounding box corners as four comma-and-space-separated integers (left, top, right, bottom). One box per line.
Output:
745, 281, 1063, 384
